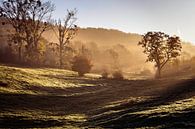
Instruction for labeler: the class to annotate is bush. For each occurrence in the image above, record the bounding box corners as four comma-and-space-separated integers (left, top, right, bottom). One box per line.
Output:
71, 55, 92, 76
112, 70, 124, 80
101, 70, 109, 79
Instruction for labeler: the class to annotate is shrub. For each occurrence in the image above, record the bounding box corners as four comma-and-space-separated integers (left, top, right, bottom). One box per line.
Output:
71, 55, 92, 76
101, 70, 109, 79
112, 70, 124, 80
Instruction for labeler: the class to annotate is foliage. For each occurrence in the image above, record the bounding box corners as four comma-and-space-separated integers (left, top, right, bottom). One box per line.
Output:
24, 37, 47, 66
101, 70, 109, 79
112, 70, 124, 80
0, 0, 54, 63
138, 31, 182, 78
71, 55, 92, 76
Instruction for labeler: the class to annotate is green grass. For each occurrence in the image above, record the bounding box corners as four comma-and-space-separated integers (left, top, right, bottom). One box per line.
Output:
133, 97, 195, 115
0, 64, 101, 94
0, 64, 105, 128
0, 64, 195, 128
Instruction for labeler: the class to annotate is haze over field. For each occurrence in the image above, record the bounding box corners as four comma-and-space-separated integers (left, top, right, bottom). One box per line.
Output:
42, 27, 195, 74
1, 0, 195, 75
1, 23, 195, 76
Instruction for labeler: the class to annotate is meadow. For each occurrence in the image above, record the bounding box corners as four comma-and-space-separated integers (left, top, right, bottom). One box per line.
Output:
0, 64, 195, 128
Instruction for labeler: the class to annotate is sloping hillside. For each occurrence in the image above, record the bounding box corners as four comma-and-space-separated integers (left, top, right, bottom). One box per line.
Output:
43, 27, 195, 57
1, 64, 195, 128
43, 27, 141, 46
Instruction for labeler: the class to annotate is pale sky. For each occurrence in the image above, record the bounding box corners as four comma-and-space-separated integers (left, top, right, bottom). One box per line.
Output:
50, 0, 195, 44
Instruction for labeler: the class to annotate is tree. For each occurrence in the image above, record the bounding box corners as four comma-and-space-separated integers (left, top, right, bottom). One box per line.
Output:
112, 70, 124, 80
72, 55, 92, 76
22, 1, 54, 63
53, 9, 77, 68
0, 0, 26, 61
138, 32, 182, 78
0, 0, 54, 63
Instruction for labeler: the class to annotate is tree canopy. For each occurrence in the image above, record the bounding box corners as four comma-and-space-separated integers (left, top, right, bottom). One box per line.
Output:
138, 31, 182, 78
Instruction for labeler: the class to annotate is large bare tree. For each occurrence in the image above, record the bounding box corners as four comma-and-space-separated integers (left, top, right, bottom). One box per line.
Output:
138, 31, 182, 78
53, 9, 78, 68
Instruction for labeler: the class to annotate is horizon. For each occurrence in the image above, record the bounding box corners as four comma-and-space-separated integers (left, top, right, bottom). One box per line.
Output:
76, 26, 195, 44
50, 0, 195, 44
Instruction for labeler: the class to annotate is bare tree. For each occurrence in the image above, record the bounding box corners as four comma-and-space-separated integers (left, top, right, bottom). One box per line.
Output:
53, 9, 78, 68
23, 1, 54, 62
138, 31, 182, 78
0, 0, 54, 63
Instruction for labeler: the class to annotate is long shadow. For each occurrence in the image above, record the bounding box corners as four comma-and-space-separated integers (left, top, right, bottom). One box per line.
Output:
87, 79, 195, 128
97, 107, 195, 129
0, 92, 101, 113
2, 77, 195, 128
0, 78, 127, 113
0, 92, 96, 128
0, 116, 64, 129
0, 77, 146, 112
0, 78, 155, 128
0, 79, 142, 112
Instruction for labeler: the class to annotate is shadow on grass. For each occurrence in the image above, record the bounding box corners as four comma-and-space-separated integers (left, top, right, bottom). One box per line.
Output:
0, 116, 63, 129
0, 78, 154, 128
2, 77, 195, 128
0, 93, 89, 128
99, 108, 195, 129
87, 79, 195, 128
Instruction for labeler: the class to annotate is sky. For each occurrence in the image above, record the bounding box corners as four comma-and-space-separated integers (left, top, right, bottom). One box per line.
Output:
50, 0, 195, 44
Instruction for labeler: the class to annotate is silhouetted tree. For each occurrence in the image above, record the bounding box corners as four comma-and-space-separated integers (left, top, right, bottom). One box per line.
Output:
0, 0, 54, 63
22, 1, 54, 63
138, 32, 182, 78
53, 9, 77, 68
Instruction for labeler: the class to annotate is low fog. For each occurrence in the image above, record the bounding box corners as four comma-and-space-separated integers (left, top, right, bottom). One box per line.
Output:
1, 25, 195, 78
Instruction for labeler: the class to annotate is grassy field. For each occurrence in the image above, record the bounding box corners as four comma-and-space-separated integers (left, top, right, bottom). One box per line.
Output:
0, 64, 195, 128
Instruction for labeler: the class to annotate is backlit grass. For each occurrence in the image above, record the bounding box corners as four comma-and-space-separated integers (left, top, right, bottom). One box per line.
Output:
0, 65, 99, 94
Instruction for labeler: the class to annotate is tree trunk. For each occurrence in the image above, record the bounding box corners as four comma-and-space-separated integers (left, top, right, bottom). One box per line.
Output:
156, 65, 161, 79
18, 45, 22, 63
59, 51, 62, 68
59, 42, 63, 68
158, 68, 161, 78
